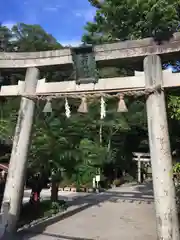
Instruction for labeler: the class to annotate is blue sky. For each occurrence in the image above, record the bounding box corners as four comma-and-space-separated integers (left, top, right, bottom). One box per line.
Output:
1, 0, 96, 46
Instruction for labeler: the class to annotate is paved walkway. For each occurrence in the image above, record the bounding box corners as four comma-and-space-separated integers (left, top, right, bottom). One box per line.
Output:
21, 182, 157, 240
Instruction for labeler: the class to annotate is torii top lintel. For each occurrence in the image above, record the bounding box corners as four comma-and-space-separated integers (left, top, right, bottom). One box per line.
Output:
0, 32, 180, 69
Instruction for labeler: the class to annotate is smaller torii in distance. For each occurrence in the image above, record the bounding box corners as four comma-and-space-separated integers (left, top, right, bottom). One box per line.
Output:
133, 152, 151, 183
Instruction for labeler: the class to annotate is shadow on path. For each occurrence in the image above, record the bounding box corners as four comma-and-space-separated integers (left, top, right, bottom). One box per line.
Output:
134, 181, 153, 195
17, 182, 154, 239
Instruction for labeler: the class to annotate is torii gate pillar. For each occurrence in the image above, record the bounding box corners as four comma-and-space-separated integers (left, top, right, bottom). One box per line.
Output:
144, 55, 179, 240
1, 67, 39, 235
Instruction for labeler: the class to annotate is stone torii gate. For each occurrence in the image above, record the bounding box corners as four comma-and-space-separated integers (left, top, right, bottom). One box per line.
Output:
133, 152, 151, 183
1, 34, 180, 239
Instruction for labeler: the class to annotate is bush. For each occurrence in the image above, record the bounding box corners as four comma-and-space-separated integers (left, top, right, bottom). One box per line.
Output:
83, 182, 92, 189
50, 201, 67, 214
173, 163, 180, 213
113, 179, 122, 187
175, 185, 180, 213
19, 199, 67, 227
59, 179, 72, 188
123, 174, 134, 183
99, 179, 110, 189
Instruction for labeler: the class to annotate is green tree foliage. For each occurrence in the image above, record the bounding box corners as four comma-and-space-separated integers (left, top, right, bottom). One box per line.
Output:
0, 23, 13, 51
83, 0, 180, 44
168, 95, 180, 120
81, 0, 180, 177
11, 23, 62, 51
79, 138, 108, 167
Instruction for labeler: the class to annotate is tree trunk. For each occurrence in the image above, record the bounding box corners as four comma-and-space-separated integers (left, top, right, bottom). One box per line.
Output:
99, 124, 102, 144
51, 182, 58, 202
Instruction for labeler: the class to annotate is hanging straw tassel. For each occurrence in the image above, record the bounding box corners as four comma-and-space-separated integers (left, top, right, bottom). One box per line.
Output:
117, 95, 128, 112
78, 96, 88, 113
100, 96, 106, 119
43, 98, 52, 113
65, 98, 71, 118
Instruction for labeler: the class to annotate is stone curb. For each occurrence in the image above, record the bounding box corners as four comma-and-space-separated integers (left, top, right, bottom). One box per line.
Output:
18, 202, 91, 234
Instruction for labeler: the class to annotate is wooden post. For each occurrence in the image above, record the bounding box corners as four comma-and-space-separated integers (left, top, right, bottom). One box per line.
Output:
1, 67, 39, 234
144, 55, 179, 240
137, 156, 141, 183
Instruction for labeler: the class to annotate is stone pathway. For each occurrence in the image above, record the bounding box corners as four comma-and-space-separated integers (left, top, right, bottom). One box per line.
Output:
21, 182, 157, 240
